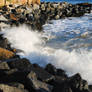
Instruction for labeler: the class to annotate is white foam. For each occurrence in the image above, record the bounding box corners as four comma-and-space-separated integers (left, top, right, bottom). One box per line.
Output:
2, 25, 92, 84
43, 13, 92, 37
2, 25, 43, 53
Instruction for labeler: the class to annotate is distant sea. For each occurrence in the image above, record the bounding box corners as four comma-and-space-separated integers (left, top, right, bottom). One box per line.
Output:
41, 0, 92, 4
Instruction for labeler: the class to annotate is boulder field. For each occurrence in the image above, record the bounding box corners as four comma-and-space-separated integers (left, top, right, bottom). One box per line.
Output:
0, 2, 92, 31
0, 57, 91, 92
0, 2, 92, 92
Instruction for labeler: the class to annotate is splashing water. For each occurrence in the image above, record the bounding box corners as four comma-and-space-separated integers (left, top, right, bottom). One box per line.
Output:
2, 13, 92, 84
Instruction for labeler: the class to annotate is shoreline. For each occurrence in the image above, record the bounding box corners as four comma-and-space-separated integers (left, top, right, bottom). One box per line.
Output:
0, 2, 92, 31
0, 2, 92, 92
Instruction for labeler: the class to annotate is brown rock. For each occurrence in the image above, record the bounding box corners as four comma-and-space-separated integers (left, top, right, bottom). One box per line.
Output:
10, 14, 18, 21
0, 48, 14, 60
0, 84, 26, 92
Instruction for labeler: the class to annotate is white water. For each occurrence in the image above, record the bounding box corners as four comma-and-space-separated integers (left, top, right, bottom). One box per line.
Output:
2, 13, 92, 84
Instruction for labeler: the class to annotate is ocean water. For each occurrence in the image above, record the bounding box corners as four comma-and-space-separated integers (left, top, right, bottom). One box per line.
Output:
41, 0, 92, 4
2, 12, 92, 84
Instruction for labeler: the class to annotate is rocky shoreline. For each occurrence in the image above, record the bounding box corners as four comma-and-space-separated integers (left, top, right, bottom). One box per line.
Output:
0, 2, 92, 92
0, 2, 92, 31
0, 57, 92, 92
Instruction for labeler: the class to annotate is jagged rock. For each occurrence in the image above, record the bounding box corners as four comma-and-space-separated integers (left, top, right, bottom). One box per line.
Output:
1, 6, 8, 11
89, 85, 92, 91
9, 13, 18, 21
56, 68, 67, 78
27, 71, 53, 92
0, 35, 10, 49
0, 84, 27, 92
7, 58, 32, 70
0, 15, 8, 21
45, 63, 57, 75
69, 73, 89, 92
0, 62, 10, 69
45, 64, 67, 78
8, 82, 24, 89
32, 64, 54, 82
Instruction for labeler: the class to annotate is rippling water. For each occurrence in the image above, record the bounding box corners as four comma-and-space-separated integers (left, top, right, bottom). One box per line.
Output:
2, 12, 92, 84
43, 13, 92, 51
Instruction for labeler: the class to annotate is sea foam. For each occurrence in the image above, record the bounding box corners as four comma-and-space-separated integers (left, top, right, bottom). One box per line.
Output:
2, 25, 92, 84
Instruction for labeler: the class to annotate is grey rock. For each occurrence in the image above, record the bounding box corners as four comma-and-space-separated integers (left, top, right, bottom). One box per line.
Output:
27, 71, 53, 92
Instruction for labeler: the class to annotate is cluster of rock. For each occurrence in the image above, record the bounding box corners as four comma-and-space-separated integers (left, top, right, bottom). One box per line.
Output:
0, 57, 92, 92
0, 34, 91, 92
0, 2, 92, 31
0, 2, 92, 92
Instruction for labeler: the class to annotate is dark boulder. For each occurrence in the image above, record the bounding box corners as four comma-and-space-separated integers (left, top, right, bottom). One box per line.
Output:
0, 61, 10, 70
45, 64, 67, 78
27, 71, 53, 92
0, 84, 27, 92
56, 69, 67, 78
7, 58, 32, 70
69, 73, 88, 92
32, 64, 54, 82
45, 63, 57, 75
1, 6, 8, 11
0, 34, 10, 49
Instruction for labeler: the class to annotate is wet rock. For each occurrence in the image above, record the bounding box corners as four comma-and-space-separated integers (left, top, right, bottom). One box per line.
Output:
0, 35, 10, 49
8, 82, 24, 89
0, 2, 91, 30
0, 62, 10, 69
0, 48, 14, 60
11, 9, 17, 14
7, 58, 32, 70
0, 15, 8, 21
1, 6, 8, 11
0, 84, 27, 92
89, 85, 92, 91
45, 63, 57, 75
9, 13, 18, 21
56, 69, 67, 78
45, 64, 67, 78
49, 77, 71, 92
27, 71, 53, 92
32, 64, 54, 82
69, 73, 89, 92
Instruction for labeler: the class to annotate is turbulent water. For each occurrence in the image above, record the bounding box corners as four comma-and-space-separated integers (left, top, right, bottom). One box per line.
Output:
2, 12, 92, 84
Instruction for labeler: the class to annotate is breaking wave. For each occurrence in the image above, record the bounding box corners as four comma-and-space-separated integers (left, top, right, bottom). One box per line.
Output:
2, 13, 92, 84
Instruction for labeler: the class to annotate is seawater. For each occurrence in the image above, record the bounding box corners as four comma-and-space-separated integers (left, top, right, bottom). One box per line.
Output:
2, 10, 92, 84
41, 0, 92, 4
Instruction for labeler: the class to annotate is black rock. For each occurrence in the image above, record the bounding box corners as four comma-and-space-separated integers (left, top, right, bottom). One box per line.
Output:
0, 34, 10, 49
45, 63, 57, 75
11, 9, 17, 14
69, 73, 88, 92
2, 6, 8, 11
7, 58, 32, 71
56, 69, 67, 78
31, 64, 54, 82
27, 71, 53, 92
